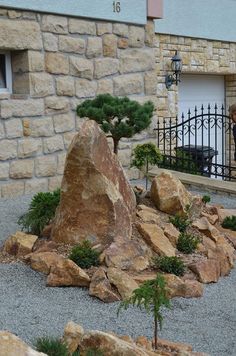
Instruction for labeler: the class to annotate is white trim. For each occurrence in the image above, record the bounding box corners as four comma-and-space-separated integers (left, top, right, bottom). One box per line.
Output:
0, 52, 12, 94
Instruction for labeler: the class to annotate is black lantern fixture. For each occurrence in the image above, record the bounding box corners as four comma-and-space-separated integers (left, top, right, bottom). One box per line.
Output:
165, 51, 183, 89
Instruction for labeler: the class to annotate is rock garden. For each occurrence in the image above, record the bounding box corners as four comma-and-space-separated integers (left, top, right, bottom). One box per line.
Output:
1, 95, 236, 355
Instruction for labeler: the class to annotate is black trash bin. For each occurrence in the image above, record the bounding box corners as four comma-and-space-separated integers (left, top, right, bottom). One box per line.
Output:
175, 145, 218, 177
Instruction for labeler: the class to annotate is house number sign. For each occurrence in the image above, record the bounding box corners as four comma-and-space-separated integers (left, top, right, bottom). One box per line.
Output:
0, 0, 147, 25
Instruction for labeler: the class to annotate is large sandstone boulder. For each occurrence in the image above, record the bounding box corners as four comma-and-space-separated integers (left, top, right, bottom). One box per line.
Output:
0, 331, 46, 356
27, 252, 65, 274
63, 321, 84, 354
107, 267, 139, 299
51, 120, 136, 246
150, 171, 191, 215
89, 267, 121, 302
189, 260, 221, 283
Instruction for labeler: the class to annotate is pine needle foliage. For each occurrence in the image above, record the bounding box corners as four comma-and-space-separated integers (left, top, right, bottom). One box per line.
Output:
222, 215, 236, 231
17, 189, 60, 236
77, 94, 154, 154
117, 274, 171, 350
34, 337, 75, 356
152, 256, 185, 277
177, 233, 200, 254
69, 240, 100, 269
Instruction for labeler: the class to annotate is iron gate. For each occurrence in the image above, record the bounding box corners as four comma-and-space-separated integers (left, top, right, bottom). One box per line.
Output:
155, 104, 236, 180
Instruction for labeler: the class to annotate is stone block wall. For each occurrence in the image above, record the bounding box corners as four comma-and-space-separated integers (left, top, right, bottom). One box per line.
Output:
0, 8, 158, 197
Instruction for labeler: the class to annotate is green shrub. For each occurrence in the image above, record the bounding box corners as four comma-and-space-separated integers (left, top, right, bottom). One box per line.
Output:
169, 213, 191, 233
131, 143, 162, 190
17, 189, 60, 236
69, 240, 100, 269
152, 256, 185, 276
222, 215, 236, 231
117, 274, 170, 350
34, 337, 70, 356
202, 195, 211, 204
177, 233, 200, 254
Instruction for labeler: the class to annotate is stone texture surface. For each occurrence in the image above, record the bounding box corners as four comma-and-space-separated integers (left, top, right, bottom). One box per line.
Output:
3, 231, 38, 257
46, 258, 90, 287
28, 252, 65, 274
51, 120, 136, 246
107, 267, 139, 299
189, 260, 221, 283
137, 223, 176, 256
63, 321, 84, 354
164, 274, 204, 298
89, 267, 121, 302
104, 237, 151, 272
0, 331, 47, 356
150, 172, 192, 216
192, 217, 222, 242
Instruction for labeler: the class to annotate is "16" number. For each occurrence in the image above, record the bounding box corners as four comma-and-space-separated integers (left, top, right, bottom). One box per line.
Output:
113, 1, 121, 13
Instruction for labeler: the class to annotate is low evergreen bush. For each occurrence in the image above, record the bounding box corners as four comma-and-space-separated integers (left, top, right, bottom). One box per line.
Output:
202, 195, 211, 204
85, 348, 104, 356
169, 213, 191, 233
177, 233, 200, 254
222, 215, 236, 231
34, 337, 73, 356
17, 189, 60, 236
69, 240, 100, 269
152, 256, 185, 276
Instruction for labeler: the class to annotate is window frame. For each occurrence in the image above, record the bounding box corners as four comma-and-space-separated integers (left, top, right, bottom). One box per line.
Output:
0, 52, 12, 94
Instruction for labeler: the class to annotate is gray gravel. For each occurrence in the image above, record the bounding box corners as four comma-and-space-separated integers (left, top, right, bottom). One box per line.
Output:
0, 190, 236, 356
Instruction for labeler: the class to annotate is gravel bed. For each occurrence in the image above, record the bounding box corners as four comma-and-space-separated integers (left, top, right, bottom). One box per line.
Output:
0, 190, 236, 355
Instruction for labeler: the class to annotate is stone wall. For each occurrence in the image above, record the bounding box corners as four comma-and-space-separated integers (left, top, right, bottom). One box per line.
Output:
0, 8, 157, 197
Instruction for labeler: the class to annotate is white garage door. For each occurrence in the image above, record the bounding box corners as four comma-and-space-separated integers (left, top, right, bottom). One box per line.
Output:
178, 74, 225, 166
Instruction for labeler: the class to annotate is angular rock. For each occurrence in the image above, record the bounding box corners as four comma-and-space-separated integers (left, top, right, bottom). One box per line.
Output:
150, 172, 191, 215
137, 223, 176, 256
79, 330, 153, 356
0, 331, 47, 356
201, 212, 218, 225
192, 217, 222, 242
28, 252, 65, 274
51, 120, 136, 246
207, 247, 233, 277
104, 237, 151, 272
63, 321, 84, 354
107, 267, 138, 299
89, 267, 121, 302
3, 231, 38, 257
189, 260, 221, 283
154, 338, 192, 354
164, 274, 203, 298
136, 210, 160, 225
46, 258, 90, 287
218, 226, 236, 248
162, 223, 180, 247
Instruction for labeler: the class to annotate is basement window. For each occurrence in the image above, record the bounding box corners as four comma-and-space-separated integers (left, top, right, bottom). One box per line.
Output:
0, 52, 12, 93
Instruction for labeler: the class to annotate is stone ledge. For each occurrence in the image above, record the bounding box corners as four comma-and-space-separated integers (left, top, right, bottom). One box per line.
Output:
149, 167, 236, 196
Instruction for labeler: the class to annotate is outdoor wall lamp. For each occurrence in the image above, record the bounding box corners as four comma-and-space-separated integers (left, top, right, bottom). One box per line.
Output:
165, 51, 183, 89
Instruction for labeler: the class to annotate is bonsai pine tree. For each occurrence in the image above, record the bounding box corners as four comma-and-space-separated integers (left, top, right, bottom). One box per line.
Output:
77, 94, 154, 154
117, 274, 170, 350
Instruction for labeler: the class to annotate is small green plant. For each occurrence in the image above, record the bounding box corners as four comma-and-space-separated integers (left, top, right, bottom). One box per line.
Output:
18, 189, 60, 236
152, 256, 185, 276
117, 274, 171, 350
169, 213, 191, 233
34, 337, 71, 356
131, 143, 162, 189
177, 233, 200, 254
222, 215, 236, 231
69, 240, 100, 269
202, 195, 211, 204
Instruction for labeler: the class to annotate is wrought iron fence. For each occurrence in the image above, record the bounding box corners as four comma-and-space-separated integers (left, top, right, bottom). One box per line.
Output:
154, 104, 236, 180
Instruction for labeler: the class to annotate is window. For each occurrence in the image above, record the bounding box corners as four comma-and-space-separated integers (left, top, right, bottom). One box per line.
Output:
0, 52, 12, 93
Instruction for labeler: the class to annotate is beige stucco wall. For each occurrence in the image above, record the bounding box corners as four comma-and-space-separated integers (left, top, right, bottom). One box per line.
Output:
0, 8, 158, 198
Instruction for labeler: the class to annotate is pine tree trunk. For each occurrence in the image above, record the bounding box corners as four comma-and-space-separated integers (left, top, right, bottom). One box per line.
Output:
113, 138, 119, 154
154, 315, 158, 350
